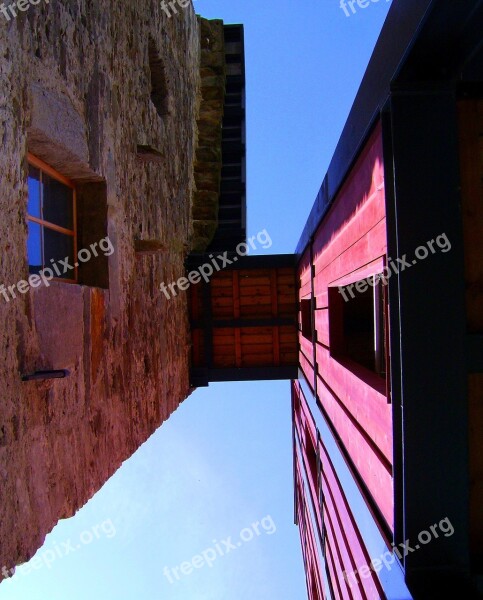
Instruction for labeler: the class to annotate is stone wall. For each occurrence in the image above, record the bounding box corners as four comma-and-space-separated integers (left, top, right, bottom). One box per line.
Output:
191, 17, 226, 252
0, 0, 210, 577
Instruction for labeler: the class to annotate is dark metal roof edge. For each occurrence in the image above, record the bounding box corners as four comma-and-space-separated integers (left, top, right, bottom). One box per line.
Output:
295, 0, 436, 256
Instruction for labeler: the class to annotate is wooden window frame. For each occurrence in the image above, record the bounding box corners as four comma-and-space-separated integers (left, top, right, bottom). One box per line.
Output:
27, 153, 78, 283
328, 270, 390, 400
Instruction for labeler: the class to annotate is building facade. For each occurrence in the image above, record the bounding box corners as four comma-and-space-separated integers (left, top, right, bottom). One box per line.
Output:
293, 1, 483, 598
0, 1, 239, 580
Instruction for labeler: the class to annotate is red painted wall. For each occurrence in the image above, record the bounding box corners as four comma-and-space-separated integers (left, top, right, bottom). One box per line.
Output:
297, 121, 393, 532
293, 380, 386, 600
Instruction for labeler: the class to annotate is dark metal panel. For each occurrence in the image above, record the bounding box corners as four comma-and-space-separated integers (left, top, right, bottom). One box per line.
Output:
187, 253, 297, 271
207, 24, 246, 254
191, 317, 297, 330
381, 102, 405, 555
191, 366, 298, 385
389, 87, 472, 595
467, 334, 483, 373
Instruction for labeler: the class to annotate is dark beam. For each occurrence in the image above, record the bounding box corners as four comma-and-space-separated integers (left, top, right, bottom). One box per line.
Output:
388, 86, 471, 594
186, 253, 297, 271
191, 317, 297, 330
191, 366, 298, 386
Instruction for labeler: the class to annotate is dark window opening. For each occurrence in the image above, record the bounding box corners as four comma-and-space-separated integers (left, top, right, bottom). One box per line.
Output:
148, 39, 170, 118
301, 298, 313, 341
330, 277, 387, 377
306, 433, 318, 488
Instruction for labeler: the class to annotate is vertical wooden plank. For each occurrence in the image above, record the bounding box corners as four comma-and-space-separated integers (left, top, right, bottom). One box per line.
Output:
233, 271, 242, 367
271, 269, 280, 366
203, 282, 214, 369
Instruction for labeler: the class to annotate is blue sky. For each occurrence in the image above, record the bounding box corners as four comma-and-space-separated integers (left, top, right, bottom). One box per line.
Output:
0, 2, 392, 599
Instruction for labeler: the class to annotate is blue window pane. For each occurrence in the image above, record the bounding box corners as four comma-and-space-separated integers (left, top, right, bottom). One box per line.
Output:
27, 221, 42, 274
28, 165, 41, 218
42, 173, 74, 230
44, 228, 75, 280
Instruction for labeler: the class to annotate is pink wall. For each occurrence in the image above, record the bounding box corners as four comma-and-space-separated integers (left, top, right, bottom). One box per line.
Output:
297, 121, 393, 533
293, 380, 386, 600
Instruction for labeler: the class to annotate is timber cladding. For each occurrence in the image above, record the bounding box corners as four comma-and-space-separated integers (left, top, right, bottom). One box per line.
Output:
297, 122, 394, 533
189, 257, 298, 383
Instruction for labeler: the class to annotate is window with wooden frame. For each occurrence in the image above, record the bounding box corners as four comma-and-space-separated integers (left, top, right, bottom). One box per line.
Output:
329, 276, 389, 378
27, 154, 77, 282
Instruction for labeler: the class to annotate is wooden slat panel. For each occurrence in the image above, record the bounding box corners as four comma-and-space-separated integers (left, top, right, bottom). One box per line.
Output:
314, 308, 329, 347
317, 373, 393, 530
313, 219, 387, 309
242, 353, 274, 366
238, 268, 271, 276
280, 351, 298, 364
239, 285, 271, 296
324, 533, 344, 600
316, 344, 391, 462
241, 333, 273, 344
313, 191, 385, 279
210, 277, 233, 288
239, 305, 273, 317
239, 295, 272, 306
277, 274, 297, 285
295, 380, 385, 600
321, 449, 383, 600
323, 502, 359, 600
312, 122, 385, 261
300, 352, 315, 392
239, 326, 272, 336
213, 355, 237, 368
210, 286, 235, 298
240, 343, 274, 355
192, 261, 298, 375
300, 335, 314, 366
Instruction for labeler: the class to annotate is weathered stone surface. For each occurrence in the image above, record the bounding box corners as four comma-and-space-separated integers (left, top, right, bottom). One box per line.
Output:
190, 18, 226, 252
134, 239, 168, 254
0, 0, 208, 579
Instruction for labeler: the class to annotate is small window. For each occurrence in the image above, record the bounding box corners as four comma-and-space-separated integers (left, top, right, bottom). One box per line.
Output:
301, 298, 313, 341
27, 154, 77, 282
148, 39, 170, 118
330, 276, 387, 377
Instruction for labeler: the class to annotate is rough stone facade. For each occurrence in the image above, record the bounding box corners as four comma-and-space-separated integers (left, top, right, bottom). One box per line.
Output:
0, 0, 220, 577
191, 17, 225, 252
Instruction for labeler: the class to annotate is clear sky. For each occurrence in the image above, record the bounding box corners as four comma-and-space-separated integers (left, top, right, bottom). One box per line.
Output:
0, 2, 392, 599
